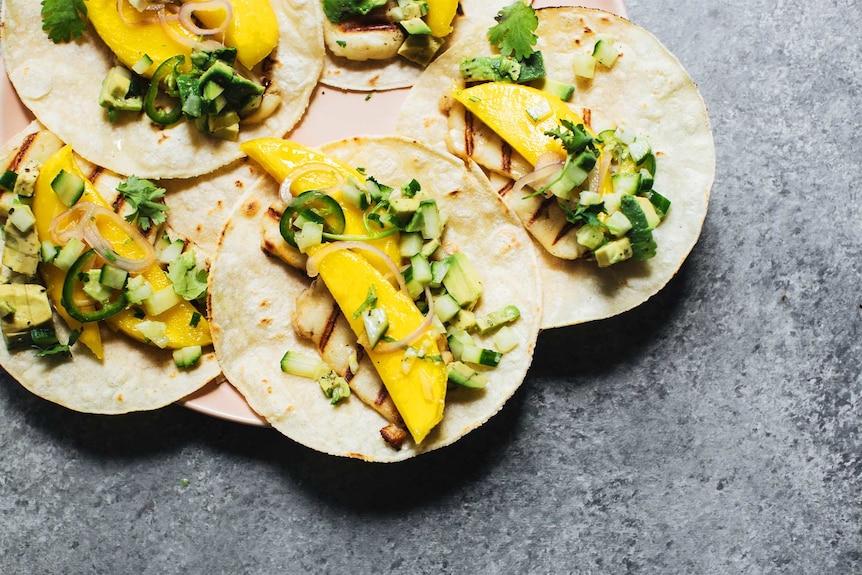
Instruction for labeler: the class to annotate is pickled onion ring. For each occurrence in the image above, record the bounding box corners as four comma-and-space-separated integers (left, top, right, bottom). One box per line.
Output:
373, 285, 435, 354
305, 241, 408, 298
279, 163, 344, 202
178, 0, 233, 38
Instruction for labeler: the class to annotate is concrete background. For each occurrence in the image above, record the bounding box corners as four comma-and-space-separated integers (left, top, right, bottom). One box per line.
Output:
1, 0, 861, 573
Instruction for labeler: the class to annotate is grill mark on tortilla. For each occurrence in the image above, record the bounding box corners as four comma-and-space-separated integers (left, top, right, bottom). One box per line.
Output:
9, 132, 38, 171
464, 110, 475, 158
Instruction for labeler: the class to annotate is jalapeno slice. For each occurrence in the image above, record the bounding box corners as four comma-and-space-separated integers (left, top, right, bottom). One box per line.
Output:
61, 249, 128, 323
144, 55, 185, 126
279, 190, 346, 248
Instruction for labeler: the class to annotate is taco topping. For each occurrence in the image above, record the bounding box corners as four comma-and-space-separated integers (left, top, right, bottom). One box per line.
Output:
242, 139, 524, 447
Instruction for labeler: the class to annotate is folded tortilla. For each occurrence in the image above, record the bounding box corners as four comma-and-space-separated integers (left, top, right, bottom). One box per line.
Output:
209, 136, 542, 461
396, 7, 716, 328
1, 0, 324, 179
0, 122, 222, 413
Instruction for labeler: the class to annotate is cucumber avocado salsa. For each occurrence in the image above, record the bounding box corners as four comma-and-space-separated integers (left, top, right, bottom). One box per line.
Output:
397, 6, 715, 328
0, 123, 221, 414
209, 136, 542, 462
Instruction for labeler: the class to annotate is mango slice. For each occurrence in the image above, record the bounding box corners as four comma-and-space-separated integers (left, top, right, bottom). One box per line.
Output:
424, 0, 459, 38
189, 0, 279, 69
241, 139, 402, 267
453, 83, 587, 166
33, 146, 212, 353
318, 250, 447, 444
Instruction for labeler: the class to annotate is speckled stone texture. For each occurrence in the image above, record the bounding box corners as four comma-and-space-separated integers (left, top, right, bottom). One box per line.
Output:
1, 0, 861, 573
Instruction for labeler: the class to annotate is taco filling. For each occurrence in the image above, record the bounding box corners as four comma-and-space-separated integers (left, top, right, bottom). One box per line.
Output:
39, 0, 281, 139
210, 136, 540, 461
0, 124, 220, 413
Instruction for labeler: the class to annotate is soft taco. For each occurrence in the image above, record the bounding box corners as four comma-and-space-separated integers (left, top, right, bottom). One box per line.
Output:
1, 0, 324, 179
397, 5, 715, 328
318, 0, 510, 90
0, 122, 225, 413
209, 136, 541, 461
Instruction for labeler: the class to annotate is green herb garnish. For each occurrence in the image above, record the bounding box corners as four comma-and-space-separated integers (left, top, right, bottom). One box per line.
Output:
41, 0, 88, 44
487, 1, 539, 60
167, 250, 208, 301
117, 176, 169, 232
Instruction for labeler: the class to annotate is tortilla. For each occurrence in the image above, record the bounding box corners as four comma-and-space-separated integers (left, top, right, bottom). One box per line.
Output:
209, 136, 541, 461
0, 122, 222, 413
0, 0, 324, 179
396, 7, 715, 328
319, 0, 509, 91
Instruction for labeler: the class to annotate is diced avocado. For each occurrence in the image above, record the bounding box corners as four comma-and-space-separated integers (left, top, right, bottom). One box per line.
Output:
400, 17, 432, 35
7, 203, 36, 234
2, 223, 40, 277
12, 160, 39, 198
420, 238, 440, 258
433, 292, 461, 323
317, 371, 350, 404
635, 196, 661, 230
442, 252, 483, 309
202, 80, 225, 103
449, 308, 477, 332
0, 193, 15, 218
459, 56, 521, 83
99, 66, 143, 114
199, 60, 235, 87
447, 361, 488, 389
390, 195, 422, 224
603, 210, 632, 237
398, 34, 445, 67
0, 284, 55, 350
517, 51, 546, 83
594, 237, 632, 267
322, 0, 386, 22
173, 345, 203, 369
475, 305, 521, 335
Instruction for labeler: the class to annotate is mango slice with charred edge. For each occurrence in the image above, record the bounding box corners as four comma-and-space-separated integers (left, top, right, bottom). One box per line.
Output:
453, 82, 587, 166
33, 146, 212, 354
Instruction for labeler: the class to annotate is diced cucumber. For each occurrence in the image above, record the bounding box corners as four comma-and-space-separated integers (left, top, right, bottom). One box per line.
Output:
295, 221, 323, 253
406, 200, 442, 240
547, 151, 597, 199
362, 307, 389, 348
447, 361, 488, 389
612, 172, 641, 196
340, 180, 368, 209
125, 275, 154, 305
429, 259, 450, 289
173, 345, 202, 368
442, 252, 483, 309
50, 170, 85, 207
433, 293, 461, 323
475, 305, 521, 334
603, 210, 633, 237
526, 99, 553, 123
531, 78, 575, 101
445, 326, 474, 361
646, 190, 671, 218
460, 344, 502, 367
578, 191, 602, 206
450, 308, 477, 331
493, 325, 520, 353
593, 36, 619, 67
132, 54, 154, 75
602, 191, 622, 215
99, 264, 129, 290
158, 238, 185, 265
40, 240, 59, 264
399, 232, 423, 258
82, 270, 114, 303
280, 350, 329, 379
53, 238, 86, 271
143, 285, 182, 316
135, 320, 168, 348
638, 168, 654, 192
628, 139, 652, 164
0, 170, 17, 193
420, 238, 440, 259
573, 53, 596, 79
576, 224, 605, 250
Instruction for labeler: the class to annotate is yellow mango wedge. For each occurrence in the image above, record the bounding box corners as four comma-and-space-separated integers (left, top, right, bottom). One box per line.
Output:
317, 250, 447, 444
240, 139, 402, 267
188, 0, 279, 69
33, 146, 212, 353
87, 0, 196, 76
424, 0, 459, 38
453, 83, 588, 166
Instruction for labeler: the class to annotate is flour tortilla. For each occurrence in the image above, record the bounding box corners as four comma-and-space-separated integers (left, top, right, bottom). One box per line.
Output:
210, 136, 541, 461
1, 0, 324, 179
319, 0, 511, 91
397, 7, 715, 328
0, 122, 223, 413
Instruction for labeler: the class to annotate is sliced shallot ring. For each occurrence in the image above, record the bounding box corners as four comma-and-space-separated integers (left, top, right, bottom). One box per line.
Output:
157, 8, 222, 52
373, 285, 436, 354
80, 205, 156, 273
511, 161, 565, 199
49, 202, 96, 245
280, 163, 345, 202
588, 148, 612, 195
305, 241, 409, 298
178, 0, 233, 37
536, 151, 564, 170
117, 0, 172, 25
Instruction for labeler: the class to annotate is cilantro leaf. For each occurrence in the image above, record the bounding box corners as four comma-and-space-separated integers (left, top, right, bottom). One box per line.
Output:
545, 120, 595, 155
167, 250, 208, 301
117, 176, 169, 232
34, 329, 81, 359
487, 1, 539, 60
41, 0, 88, 44
559, 202, 604, 228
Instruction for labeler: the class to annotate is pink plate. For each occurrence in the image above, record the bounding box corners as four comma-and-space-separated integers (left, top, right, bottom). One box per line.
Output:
0, 0, 626, 426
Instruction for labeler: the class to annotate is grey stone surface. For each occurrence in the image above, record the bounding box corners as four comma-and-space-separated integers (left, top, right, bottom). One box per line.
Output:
1, 0, 861, 573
